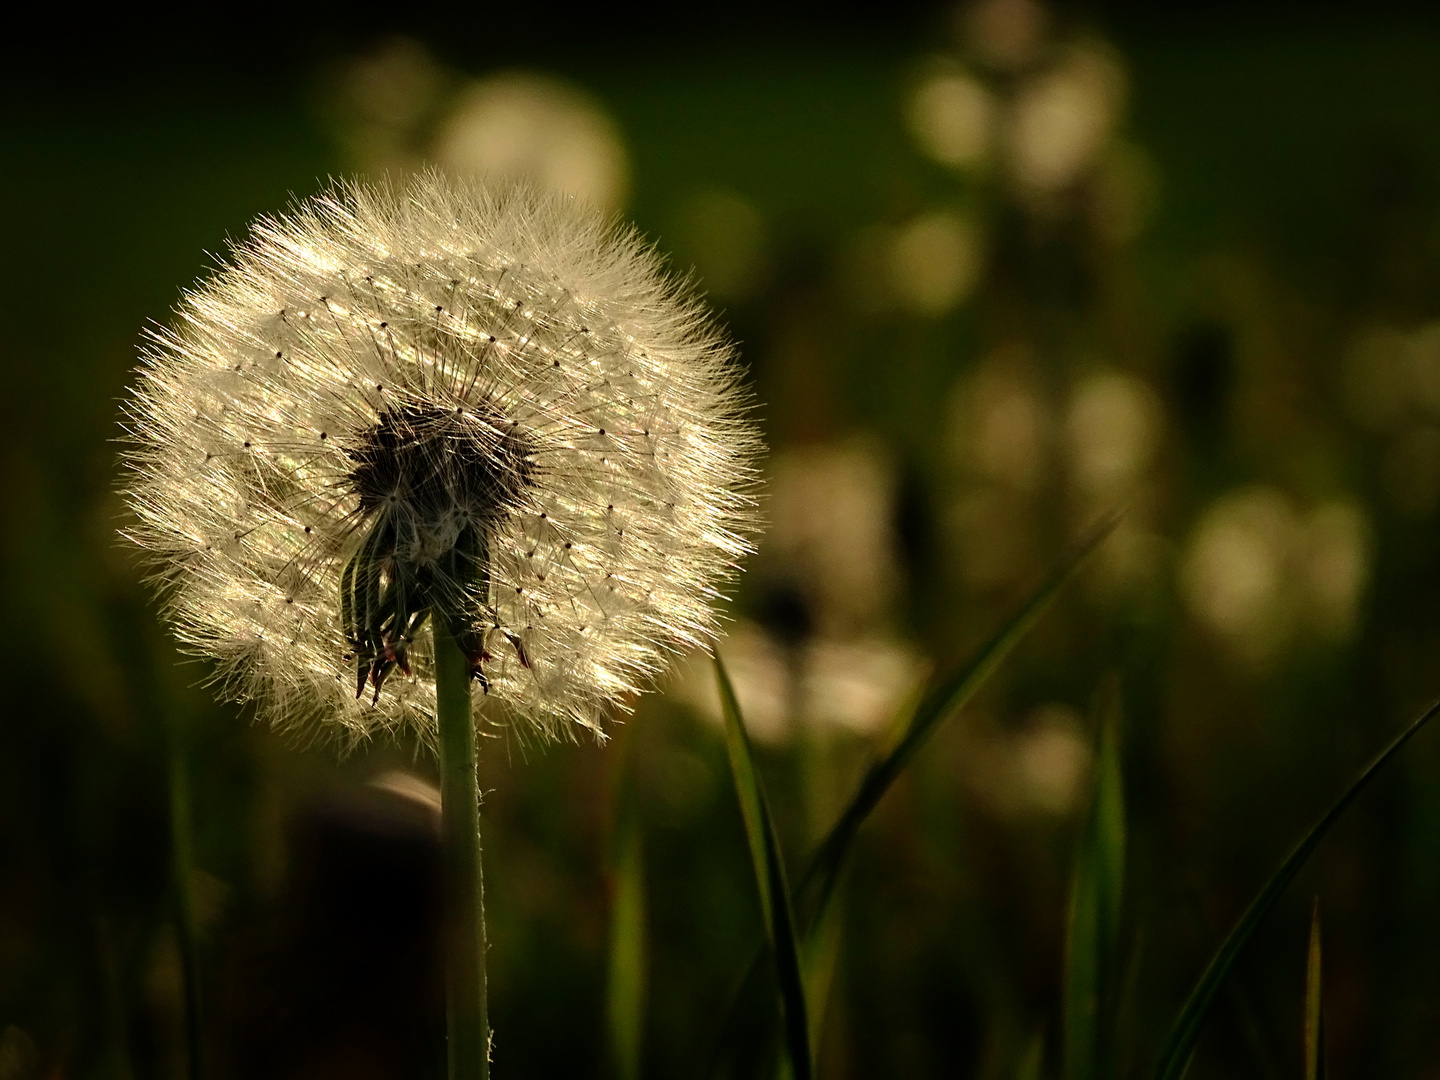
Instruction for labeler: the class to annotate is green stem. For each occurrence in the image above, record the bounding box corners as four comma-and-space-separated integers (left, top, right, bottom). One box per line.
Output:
166, 731, 204, 1080
434, 618, 490, 1080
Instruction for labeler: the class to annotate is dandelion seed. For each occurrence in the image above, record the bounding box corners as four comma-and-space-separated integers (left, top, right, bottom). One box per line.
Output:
122, 173, 761, 745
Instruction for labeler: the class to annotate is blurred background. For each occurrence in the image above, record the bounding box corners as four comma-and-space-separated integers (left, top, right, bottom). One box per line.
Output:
5, 3, 1440, 1076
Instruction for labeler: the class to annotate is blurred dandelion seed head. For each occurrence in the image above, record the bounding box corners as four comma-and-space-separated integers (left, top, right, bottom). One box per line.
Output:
322, 37, 445, 176
434, 72, 630, 210
671, 189, 770, 303
908, 65, 995, 169
888, 211, 984, 316
1008, 43, 1126, 198
1064, 370, 1161, 500
122, 173, 761, 744
1181, 487, 1370, 663
675, 621, 922, 745
948, 355, 1047, 492
674, 436, 918, 744
767, 439, 903, 634
962, 0, 1050, 71
962, 704, 1091, 818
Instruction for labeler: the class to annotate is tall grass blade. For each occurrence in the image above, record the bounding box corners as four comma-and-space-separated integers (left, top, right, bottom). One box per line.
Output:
716, 653, 812, 1080
703, 514, 1119, 1075
606, 805, 647, 1080
1016, 1030, 1046, 1080
801, 895, 844, 1064
1304, 899, 1324, 1080
1182, 894, 1282, 1080
796, 511, 1121, 930
1150, 699, 1440, 1080
1063, 684, 1126, 1080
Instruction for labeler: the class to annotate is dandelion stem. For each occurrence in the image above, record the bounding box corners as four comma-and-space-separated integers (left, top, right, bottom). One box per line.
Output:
434, 617, 490, 1080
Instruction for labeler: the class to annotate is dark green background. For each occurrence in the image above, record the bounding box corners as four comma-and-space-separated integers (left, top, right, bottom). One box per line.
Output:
4, 6, 1440, 1077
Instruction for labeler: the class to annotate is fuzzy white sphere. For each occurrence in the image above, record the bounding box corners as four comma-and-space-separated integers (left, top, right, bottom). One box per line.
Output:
123, 174, 760, 744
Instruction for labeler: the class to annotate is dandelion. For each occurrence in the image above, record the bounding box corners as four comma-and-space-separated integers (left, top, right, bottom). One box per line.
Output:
121, 172, 761, 1079
123, 173, 759, 742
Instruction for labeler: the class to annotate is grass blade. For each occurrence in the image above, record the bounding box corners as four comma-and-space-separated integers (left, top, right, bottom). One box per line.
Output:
605, 804, 647, 1080
703, 514, 1119, 1076
796, 511, 1121, 929
715, 653, 812, 1080
1150, 699, 1440, 1080
1182, 894, 1282, 1080
1064, 684, 1126, 1080
800, 894, 844, 1064
1304, 899, 1324, 1080
1016, 1029, 1046, 1080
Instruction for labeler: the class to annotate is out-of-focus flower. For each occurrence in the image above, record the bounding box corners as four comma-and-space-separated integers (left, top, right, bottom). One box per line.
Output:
888, 211, 985, 316
844, 214, 985, 318
962, 0, 1049, 71
673, 436, 920, 744
1383, 426, 1440, 516
1340, 321, 1440, 429
122, 174, 760, 744
1342, 325, 1414, 432
1341, 322, 1440, 516
949, 353, 1047, 492
942, 351, 1048, 589
670, 189, 770, 303
963, 703, 1092, 817
321, 37, 444, 175
433, 71, 630, 210
1301, 502, 1370, 640
681, 621, 791, 742
907, 65, 995, 169
1408, 322, 1440, 414
801, 637, 923, 736
1064, 370, 1162, 500
1180, 487, 1370, 662
675, 621, 923, 745
1063, 372, 1166, 602
1090, 142, 1159, 245
1008, 43, 1125, 196
1083, 517, 1168, 604
767, 439, 904, 635
369, 770, 443, 819
1181, 488, 1298, 660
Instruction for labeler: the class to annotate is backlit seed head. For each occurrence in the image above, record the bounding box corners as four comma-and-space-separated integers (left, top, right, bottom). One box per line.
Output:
121, 173, 762, 745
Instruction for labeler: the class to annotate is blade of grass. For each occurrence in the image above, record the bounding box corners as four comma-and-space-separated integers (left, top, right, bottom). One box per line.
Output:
702, 515, 1117, 1077
800, 894, 844, 1064
716, 653, 812, 1080
1016, 1029, 1046, 1080
605, 804, 647, 1080
703, 513, 1120, 1077
1063, 683, 1126, 1080
1304, 899, 1324, 1080
1183, 892, 1282, 1080
1151, 698, 1440, 1080
796, 510, 1121, 930
1114, 928, 1146, 1080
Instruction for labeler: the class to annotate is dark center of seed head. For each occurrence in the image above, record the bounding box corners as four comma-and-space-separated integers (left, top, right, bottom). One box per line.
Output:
346, 403, 533, 525
340, 403, 534, 703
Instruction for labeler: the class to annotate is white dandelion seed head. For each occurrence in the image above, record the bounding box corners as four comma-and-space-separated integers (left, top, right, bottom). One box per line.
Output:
122, 172, 762, 746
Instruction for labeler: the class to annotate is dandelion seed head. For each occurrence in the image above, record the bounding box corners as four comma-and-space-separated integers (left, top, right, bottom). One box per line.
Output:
122, 173, 761, 745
